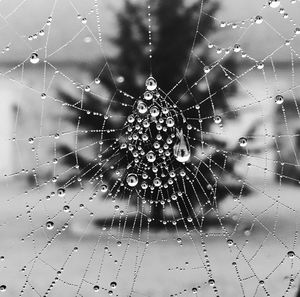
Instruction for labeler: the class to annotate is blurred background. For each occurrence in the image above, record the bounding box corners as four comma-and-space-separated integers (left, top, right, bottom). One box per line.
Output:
0, 0, 300, 179
1, 0, 300, 296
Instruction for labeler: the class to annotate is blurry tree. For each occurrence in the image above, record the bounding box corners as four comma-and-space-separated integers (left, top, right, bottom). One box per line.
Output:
57, 0, 252, 228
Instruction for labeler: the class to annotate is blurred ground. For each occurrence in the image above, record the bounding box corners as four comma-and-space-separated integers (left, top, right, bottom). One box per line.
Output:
0, 179, 300, 297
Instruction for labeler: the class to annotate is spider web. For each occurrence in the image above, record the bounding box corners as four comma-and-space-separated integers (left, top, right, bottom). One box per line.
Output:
1, 0, 300, 296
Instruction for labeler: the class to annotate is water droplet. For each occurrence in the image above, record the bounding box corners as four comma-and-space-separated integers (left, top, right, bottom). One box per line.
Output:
30, 52, 39, 64
162, 107, 169, 115
192, 288, 198, 293
217, 47, 224, 54
0, 285, 6, 292
150, 106, 160, 117
208, 279, 215, 286
146, 151, 156, 163
144, 91, 153, 100
143, 119, 150, 128
127, 114, 135, 123
275, 95, 284, 104
145, 77, 157, 91
171, 194, 177, 201
227, 239, 234, 246
179, 170, 186, 177
153, 177, 162, 187
126, 173, 138, 187
137, 101, 148, 114
268, 0, 280, 8
259, 280, 265, 286
233, 44, 241, 52
288, 251, 295, 258
110, 281, 117, 289
152, 166, 158, 173
220, 21, 226, 28
46, 221, 54, 230
166, 117, 175, 127
257, 61, 264, 69
213, 115, 222, 124
57, 188, 66, 197
203, 66, 210, 74
255, 16, 263, 24
239, 137, 248, 147
100, 184, 108, 193
173, 129, 191, 163
93, 285, 99, 292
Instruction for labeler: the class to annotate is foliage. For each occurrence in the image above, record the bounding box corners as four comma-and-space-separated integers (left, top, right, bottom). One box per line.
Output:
57, 0, 251, 226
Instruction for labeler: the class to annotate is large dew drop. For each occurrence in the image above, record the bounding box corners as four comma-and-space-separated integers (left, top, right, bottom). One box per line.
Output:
126, 173, 138, 187
137, 101, 148, 114
145, 76, 157, 91
146, 151, 156, 163
173, 129, 191, 163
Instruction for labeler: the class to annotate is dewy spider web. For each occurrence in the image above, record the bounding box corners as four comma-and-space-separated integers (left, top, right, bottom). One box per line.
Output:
1, 0, 300, 296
